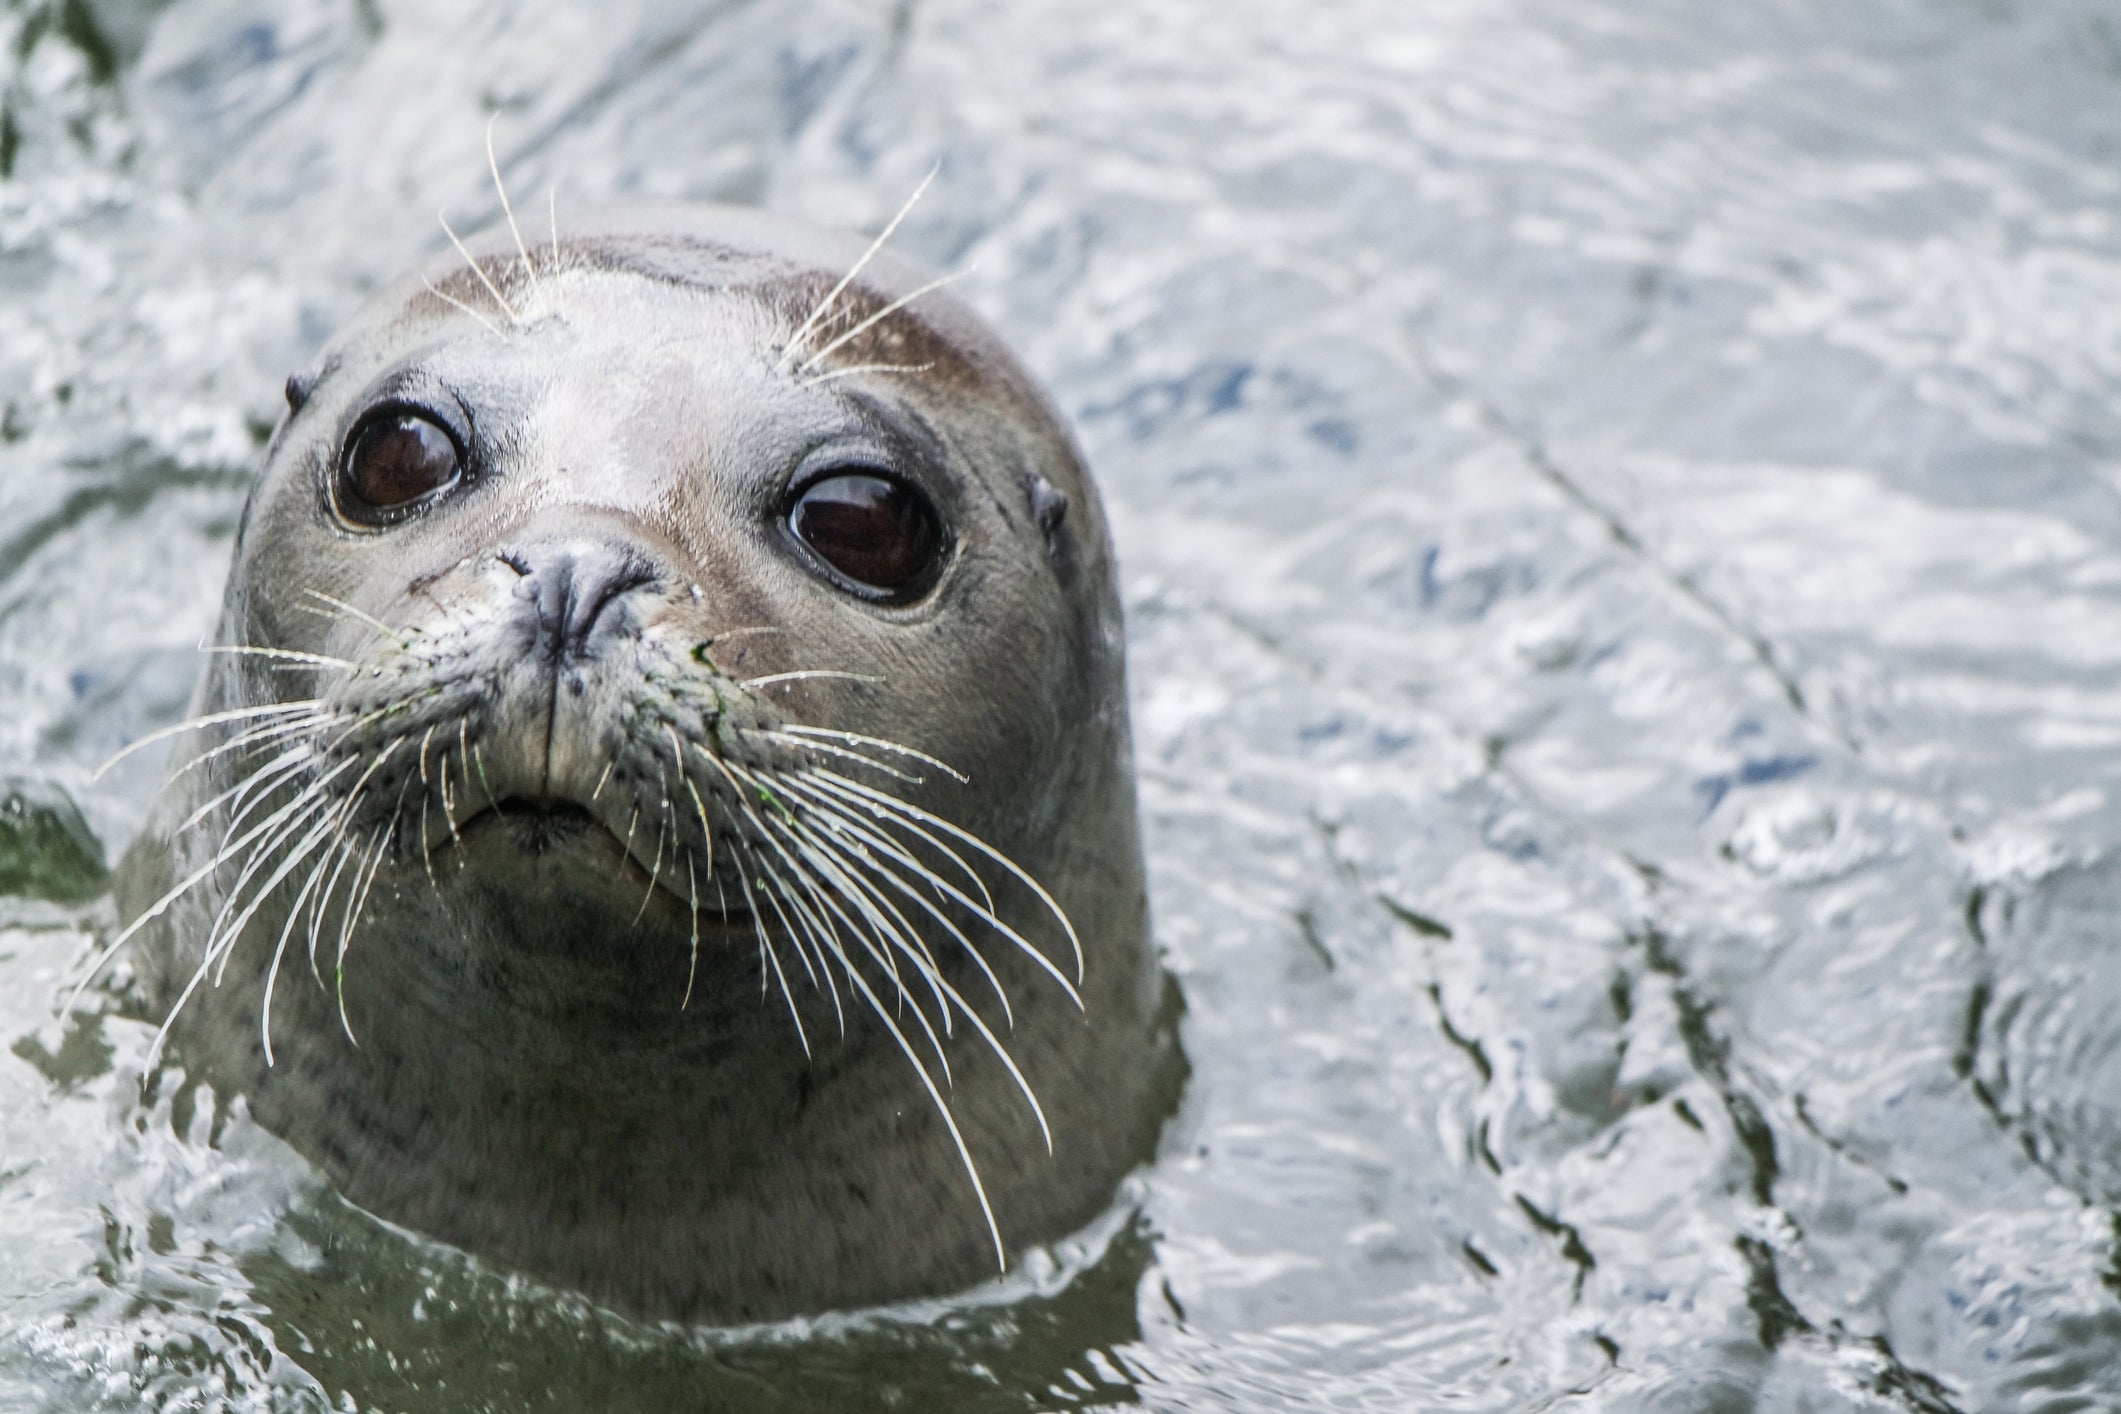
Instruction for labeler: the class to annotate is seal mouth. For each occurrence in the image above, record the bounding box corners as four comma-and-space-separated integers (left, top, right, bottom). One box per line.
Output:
482, 796, 599, 845
457, 795, 756, 920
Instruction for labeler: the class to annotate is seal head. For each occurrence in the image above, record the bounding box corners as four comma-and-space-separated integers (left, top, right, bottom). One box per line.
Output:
113, 205, 1180, 1322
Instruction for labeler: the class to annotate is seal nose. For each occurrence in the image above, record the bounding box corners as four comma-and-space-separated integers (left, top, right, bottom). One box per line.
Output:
500, 541, 658, 662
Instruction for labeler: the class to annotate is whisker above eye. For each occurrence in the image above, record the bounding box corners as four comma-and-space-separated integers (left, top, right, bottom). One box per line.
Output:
780, 163, 939, 369
800, 361, 935, 390
794, 267, 972, 377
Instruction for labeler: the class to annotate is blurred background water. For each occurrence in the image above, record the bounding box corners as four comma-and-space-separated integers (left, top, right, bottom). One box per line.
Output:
7, 0, 2121, 1407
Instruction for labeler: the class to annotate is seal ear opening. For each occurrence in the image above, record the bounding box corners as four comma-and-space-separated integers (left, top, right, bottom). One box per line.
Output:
284, 371, 316, 415
1025, 471, 1071, 556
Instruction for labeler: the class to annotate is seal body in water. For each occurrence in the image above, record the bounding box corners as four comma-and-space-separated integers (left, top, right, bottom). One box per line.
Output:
109, 202, 1182, 1322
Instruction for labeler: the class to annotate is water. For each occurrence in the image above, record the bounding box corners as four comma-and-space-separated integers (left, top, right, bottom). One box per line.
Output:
7, 0, 2121, 1406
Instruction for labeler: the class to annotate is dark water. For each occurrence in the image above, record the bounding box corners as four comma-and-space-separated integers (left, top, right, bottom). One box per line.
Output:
8, 0, 2121, 1407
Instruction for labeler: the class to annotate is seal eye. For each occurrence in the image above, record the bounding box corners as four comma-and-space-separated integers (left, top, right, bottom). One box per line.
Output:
787, 471, 947, 599
338, 412, 463, 523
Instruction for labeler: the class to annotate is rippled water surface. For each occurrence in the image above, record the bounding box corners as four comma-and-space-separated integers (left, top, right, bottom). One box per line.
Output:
9, 0, 2121, 1407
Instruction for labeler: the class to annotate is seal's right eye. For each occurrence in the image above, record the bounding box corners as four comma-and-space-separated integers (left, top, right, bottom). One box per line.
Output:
337, 411, 463, 525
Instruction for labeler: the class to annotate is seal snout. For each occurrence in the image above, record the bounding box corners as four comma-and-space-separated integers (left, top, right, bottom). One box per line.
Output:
502, 538, 660, 665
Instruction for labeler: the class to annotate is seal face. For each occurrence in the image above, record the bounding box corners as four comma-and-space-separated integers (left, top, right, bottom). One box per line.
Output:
109, 205, 1181, 1322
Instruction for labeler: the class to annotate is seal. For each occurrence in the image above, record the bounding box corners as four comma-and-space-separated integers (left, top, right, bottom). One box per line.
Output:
100, 195, 1182, 1323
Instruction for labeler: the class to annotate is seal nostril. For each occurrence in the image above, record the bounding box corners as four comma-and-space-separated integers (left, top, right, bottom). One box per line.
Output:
506, 545, 659, 662
566, 559, 655, 652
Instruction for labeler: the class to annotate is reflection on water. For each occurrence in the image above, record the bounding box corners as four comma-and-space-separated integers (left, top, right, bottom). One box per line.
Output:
8, 0, 2121, 1406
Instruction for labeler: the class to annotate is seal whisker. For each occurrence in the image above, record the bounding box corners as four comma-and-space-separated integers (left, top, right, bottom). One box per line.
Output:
730, 760, 937, 971
784, 813, 1052, 1148
177, 742, 320, 835
799, 361, 935, 390
782, 800, 1021, 1028
779, 772, 1085, 1007
760, 807, 959, 1037
798, 787, 1006, 933
724, 786, 850, 1005
746, 732, 922, 784
484, 115, 543, 303
417, 798, 441, 889
198, 644, 357, 670
320, 702, 417, 756
66, 751, 363, 1013
209, 736, 407, 987
168, 709, 336, 787
781, 164, 938, 367
196, 808, 332, 1007
765, 841, 956, 1078
469, 739, 500, 813
735, 827, 828, 1003
681, 856, 701, 1010
804, 769, 1084, 983
679, 774, 718, 903
306, 831, 362, 988
437, 742, 467, 846
299, 589, 411, 647
775, 768, 996, 912
757, 920, 811, 1056
760, 724, 968, 782
716, 823, 794, 1013
318, 822, 377, 1047
297, 743, 414, 986
262, 828, 343, 1065
633, 804, 670, 927
203, 780, 352, 988
801, 824, 1051, 1152
437, 210, 520, 324
746, 848, 855, 1038
91, 699, 324, 780
140, 775, 354, 1069
776, 803, 942, 968
841, 958, 1009, 1270
422, 276, 508, 341
415, 725, 444, 886
230, 790, 357, 1021
739, 669, 885, 691
740, 798, 936, 1030
795, 267, 973, 377
750, 839, 856, 1030
333, 822, 396, 1045
382, 746, 423, 864
737, 842, 816, 1055
437, 752, 458, 828
687, 746, 834, 999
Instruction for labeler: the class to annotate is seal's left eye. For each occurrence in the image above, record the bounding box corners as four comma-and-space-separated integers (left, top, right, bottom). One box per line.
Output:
339, 412, 463, 522
787, 471, 947, 601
